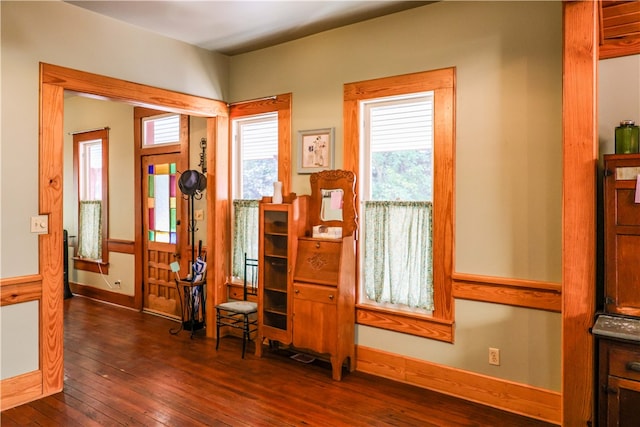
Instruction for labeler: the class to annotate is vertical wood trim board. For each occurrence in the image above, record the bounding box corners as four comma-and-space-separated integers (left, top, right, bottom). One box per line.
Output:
562, 2, 598, 425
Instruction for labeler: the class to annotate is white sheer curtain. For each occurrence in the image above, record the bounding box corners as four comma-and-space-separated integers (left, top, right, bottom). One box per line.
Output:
232, 199, 259, 280
363, 201, 433, 310
78, 200, 102, 260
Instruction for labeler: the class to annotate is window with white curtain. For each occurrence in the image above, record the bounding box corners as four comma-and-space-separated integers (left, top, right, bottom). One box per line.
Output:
73, 128, 109, 264
231, 113, 278, 279
361, 93, 435, 312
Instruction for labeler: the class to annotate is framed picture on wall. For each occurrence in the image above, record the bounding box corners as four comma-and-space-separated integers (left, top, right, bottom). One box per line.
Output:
297, 128, 334, 174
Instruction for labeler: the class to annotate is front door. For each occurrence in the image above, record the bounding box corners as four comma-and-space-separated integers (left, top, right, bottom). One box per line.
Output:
142, 153, 188, 319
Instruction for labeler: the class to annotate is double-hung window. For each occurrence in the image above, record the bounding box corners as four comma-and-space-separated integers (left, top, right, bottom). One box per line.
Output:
231, 113, 278, 278
362, 94, 434, 312
229, 94, 292, 282
344, 69, 455, 341
73, 128, 109, 273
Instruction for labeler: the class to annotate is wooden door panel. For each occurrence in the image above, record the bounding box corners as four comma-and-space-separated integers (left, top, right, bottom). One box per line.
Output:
144, 244, 181, 318
142, 153, 187, 319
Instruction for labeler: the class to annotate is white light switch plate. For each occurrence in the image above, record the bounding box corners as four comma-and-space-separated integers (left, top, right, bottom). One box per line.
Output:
30, 215, 49, 234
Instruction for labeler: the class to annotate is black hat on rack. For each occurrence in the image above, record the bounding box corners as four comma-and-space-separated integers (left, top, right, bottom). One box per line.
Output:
178, 170, 206, 196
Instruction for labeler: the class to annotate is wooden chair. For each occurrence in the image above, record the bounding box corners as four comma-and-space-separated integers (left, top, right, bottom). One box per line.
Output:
215, 254, 258, 358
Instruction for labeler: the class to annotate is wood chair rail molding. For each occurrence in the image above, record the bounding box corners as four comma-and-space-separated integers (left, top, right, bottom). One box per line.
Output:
452, 273, 562, 313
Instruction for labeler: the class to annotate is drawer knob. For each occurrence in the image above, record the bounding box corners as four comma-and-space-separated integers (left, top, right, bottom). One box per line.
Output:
627, 361, 640, 373
295, 289, 299, 294
329, 294, 334, 300
316, 242, 320, 248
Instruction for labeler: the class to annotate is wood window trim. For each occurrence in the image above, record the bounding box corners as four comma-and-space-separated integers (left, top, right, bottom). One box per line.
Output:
72, 257, 109, 274
343, 68, 456, 342
136, 109, 189, 156
72, 128, 109, 272
229, 93, 292, 195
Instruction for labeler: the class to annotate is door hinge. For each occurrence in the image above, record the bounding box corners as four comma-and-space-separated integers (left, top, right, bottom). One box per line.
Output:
605, 296, 615, 305
602, 384, 618, 395
604, 168, 613, 178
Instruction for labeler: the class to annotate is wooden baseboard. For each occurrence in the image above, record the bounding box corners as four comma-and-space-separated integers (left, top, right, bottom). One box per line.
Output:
356, 345, 561, 425
0, 370, 42, 411
70, 283, 136, 309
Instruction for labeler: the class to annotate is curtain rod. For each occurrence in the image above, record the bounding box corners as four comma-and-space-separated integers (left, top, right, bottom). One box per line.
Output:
227, 96, 277, 107
68, 126, 110, 135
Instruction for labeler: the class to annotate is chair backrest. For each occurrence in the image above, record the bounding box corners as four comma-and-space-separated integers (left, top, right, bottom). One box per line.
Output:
244, 253, 258, 300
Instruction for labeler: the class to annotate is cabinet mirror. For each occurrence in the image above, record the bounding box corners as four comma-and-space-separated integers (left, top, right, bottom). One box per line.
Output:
309, 170, 357, 238
320, 189, 343, 221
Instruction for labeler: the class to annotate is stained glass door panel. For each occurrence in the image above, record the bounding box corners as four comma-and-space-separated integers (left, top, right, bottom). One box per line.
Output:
142, 154, 186, 319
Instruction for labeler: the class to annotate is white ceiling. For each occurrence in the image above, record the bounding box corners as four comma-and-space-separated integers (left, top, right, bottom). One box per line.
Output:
66, 1, 431, 55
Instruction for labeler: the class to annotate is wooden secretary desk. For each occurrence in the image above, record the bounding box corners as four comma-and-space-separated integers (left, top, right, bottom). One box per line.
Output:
256, 170, 357, 380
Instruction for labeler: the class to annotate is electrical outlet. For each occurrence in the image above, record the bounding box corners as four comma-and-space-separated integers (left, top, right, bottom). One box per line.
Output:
489, 347, 500, 366
114, 280, 121, 288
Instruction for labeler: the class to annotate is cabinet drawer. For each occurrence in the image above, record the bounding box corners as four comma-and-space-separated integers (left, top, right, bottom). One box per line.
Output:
294, 239, 341, 285
293, 283, 337, 304
610, 344, 640, 381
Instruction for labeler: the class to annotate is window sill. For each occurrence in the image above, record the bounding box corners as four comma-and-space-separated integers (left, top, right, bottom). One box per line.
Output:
356, 303, 454, 343
73, 257, 109, 274
225, 280, 258, 303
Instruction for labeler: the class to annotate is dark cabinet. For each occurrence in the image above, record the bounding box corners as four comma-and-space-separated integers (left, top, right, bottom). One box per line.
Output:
596, 154, 640, 425
603, 154, 640, 316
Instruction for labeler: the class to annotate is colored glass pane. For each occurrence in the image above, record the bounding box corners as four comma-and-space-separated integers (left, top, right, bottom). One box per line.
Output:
148, 175, 154, 198
170, 208, 176, 232
148, 164, 154, 175
170, 232, 177, 244
170, 163, 176, 174
156, 163, 169, 174
148, 230, 155, 242
149, 207, 155, 230
170, 175, 176, 197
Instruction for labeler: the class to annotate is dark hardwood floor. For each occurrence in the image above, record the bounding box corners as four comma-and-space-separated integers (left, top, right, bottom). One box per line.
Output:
2, 296, 554, 426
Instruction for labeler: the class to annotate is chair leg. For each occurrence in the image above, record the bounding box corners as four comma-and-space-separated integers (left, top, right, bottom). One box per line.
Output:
215, 309, 220, 350
241, 315, 248, 358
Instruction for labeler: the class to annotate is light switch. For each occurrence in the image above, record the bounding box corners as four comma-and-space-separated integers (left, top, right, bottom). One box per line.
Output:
30, 215, 49, 234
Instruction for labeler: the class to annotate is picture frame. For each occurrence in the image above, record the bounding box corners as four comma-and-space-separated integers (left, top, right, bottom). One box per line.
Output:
297, 127, 334, 174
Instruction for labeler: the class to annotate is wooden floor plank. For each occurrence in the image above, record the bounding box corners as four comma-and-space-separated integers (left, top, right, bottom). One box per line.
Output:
2, 296, 555, 426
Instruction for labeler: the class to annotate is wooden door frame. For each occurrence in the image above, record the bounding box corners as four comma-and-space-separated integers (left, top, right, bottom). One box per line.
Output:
38, 63, 229, 399
134, 108, 190, 313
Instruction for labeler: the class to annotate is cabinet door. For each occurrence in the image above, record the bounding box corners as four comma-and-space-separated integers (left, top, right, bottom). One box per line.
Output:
606, 376, 640, 427
294, 239, 342, 285
292, 283, 337, 354
604, 155, 640, 316
259, 205, 293, 343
